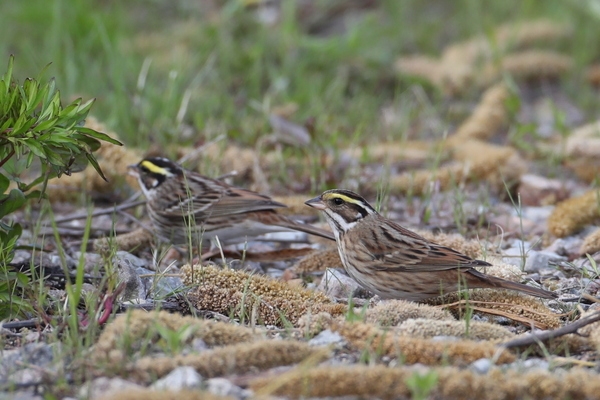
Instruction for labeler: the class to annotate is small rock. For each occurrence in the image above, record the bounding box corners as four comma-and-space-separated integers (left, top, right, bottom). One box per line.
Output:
573, 253, 600, 276
114, 251, 148, 269
520, 205, 554, 223
261, 231, 310, 243
308, 329, 345, 347
113, 254, 145, 301
191, 338, 208, 352
470, 358, 492, 374
523, 250, 566, 273
79, 377, 142, 400
317, 268, 365, 299
544, 235, 587, 259
518, 358, 550, 370
6, 368, 43, 386
488, 214, 538, 236
502, 242, 532, 267
80, 283, 100, 298
518, 174, 567, 206
11, 250, 77, 270
135, 266, 184, 299
152, 366, 203, 391
0, 391, 41, 400
72, 252, 104, 274
206, 377, 252, 399
0, 343, 55, 378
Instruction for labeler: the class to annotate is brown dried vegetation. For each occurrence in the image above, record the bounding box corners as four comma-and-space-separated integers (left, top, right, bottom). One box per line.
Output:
97, 389, 231, 400
548, 189, 600, 238
331, 320, 515, 365
92, 310, 258, 366
181, 264, 346, 326
132, 340, 327, 382
251, 365, 600, 400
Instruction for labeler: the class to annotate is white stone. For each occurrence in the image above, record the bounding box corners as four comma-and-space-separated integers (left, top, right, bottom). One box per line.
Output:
152, 366, 203, 390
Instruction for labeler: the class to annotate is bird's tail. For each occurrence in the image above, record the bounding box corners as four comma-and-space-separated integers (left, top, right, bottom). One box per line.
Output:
470, 270, 557, 299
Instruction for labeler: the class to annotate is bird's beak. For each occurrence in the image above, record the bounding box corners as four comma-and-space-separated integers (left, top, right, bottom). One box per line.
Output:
127, 164, 140, 178
305, 196, 326, 210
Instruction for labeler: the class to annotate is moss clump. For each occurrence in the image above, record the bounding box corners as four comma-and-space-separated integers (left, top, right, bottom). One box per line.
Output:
133, 340, 328, 382
579, 309, 600, 353
93, 228, 154, 254
448, 83, 509, 143
251, 365, 600, 400
396, 19, 571, 95
433, 290, 561, 329
332, 321, 515, 366
97, 389, 231, 400
92, 310, 258, 366
477, 50, 572, 88
580, 228, 600, 255
181, 264, 346, 327
396, 318, 514, 340
547, 190, 600, 237
365, 300, 453, 326
293, 248, 341, 273
390, 141, 526, 196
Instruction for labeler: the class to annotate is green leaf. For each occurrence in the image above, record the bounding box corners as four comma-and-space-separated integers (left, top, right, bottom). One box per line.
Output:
0, 222, 22, 264
44, 132, 79, 145
21, 174, 49, 192
0, 174, 9, 194
1, 56, 14, 93
44, 149, 67, 166
24, 189, 46, 201
0, 188, 26, 217
16, 271, 30, 286
77, 98, 96, 115
85, 153, 108, 182
77, 127, 123, 145
72, 133, 102, 152
58, 100, 81, 119
26, 149, 34, 168
68, 152, 90, 174
38, 91, 60, 121
23, 138, 47, 159
32, 117, 58, 132
24, 78, 40, 113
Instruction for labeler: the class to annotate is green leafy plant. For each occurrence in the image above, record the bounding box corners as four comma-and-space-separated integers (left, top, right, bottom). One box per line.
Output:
405, 370, 439, 400
0, 56, 122, 318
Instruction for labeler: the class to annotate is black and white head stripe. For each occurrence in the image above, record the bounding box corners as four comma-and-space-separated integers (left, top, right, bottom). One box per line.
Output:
310, 189, 376, 235
321, 189, 377, 218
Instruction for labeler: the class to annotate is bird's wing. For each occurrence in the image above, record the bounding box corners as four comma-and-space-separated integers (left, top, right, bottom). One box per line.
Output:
158, 175, 286, 220
205, 186, 287, 217
365, 219, 487, 272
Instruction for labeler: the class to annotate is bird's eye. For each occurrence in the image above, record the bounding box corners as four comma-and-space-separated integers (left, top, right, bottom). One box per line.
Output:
333, 197, 344, 205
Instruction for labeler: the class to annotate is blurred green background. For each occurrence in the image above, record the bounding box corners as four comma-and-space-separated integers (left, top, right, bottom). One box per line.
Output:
2, 0, 599, 151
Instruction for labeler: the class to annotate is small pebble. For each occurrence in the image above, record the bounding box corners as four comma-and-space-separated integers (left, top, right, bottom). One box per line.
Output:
470, 358, 492, 374
152, 366, 203, 390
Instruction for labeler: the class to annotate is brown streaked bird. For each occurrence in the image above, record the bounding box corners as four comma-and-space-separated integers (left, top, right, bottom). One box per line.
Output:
128, 157, 334, 248
305, 189, 557, 302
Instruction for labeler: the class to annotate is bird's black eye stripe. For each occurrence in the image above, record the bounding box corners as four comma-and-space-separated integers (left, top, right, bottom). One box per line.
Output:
333, 197, 344, 205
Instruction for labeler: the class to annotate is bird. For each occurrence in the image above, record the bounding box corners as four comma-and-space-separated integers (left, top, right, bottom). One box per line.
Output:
305, 189, 557, 302
128, 157, 334, 248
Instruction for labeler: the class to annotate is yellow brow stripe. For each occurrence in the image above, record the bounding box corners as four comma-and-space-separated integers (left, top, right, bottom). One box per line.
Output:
140, 160, 167, 174
323, 193, 359, 204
